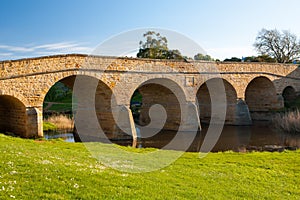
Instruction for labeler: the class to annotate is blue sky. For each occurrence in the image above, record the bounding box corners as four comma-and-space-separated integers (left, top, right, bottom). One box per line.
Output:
0, 0, 300, 60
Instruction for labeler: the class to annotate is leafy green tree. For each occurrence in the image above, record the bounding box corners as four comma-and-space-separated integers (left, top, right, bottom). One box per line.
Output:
137, 31, 183, 60
243, 55, 275, 63
44, 82, 71, 102
194, 53, 214, 61
254, 29, 300, 63
254, 55, 276, 62
223, 57, 241, 62
243, 56, 257, 62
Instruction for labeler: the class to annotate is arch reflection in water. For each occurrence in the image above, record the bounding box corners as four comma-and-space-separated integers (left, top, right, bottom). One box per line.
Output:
45, 122, 300, 152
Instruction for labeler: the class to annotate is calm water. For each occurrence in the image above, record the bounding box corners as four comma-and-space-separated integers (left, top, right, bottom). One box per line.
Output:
44, 122, 300, 152
44, 132, 75, 142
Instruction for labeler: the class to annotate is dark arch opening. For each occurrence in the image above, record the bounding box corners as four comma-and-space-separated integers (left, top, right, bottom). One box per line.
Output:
282, 86, 296, 108
0, 95, 26, 137
130, 90, 142, 123
196, 78, 237, 124
245, 76, 277, 112
128, 78, 185, 148
43, 75, 115, 142
44, 76, 75, 115
43, 76, 76, 141
134, 82, 181, 130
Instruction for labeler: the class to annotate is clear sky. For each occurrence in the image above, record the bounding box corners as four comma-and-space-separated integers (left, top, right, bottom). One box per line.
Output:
0, 0, 300, 60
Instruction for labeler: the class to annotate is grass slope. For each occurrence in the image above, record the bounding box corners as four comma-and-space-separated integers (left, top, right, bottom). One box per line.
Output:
0, 134, 299, 199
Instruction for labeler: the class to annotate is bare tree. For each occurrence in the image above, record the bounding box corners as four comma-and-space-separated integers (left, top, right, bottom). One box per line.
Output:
254, 29, 300, 63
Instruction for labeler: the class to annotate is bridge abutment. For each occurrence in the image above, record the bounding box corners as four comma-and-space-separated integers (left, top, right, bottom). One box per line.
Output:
26, 107, 43, 138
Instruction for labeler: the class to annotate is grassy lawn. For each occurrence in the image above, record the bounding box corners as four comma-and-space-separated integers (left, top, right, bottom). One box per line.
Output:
0, 134, 299, 199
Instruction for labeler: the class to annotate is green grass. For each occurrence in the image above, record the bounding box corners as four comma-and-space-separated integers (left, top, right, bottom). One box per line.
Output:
43, 122, 57, 131
0, 134, 299, 199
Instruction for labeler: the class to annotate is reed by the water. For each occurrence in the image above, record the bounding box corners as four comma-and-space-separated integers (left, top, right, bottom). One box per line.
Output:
273, 109, 300, 133
44, 114, 74, 132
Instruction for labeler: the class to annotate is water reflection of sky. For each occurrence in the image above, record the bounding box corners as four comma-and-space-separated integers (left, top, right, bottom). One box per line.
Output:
44, 132, 75, 142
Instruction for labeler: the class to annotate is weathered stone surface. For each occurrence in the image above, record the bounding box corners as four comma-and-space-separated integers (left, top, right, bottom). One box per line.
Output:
0, 54, 299, 137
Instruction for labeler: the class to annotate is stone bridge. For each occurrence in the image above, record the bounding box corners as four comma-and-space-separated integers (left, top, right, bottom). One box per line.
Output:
0, 54, 300, 139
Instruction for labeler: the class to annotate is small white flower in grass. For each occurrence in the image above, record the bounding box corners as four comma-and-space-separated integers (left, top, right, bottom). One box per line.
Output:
40, 160, 53, 165
10, 195, 15, 198
10, 171, 17, 175
8, 181, 16, 185
73, 183, 79, 188
8, 186, 14, 191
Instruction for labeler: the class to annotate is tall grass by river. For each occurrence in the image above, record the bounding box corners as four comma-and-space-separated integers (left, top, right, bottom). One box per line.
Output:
44, 114, 74, 132
273, 109, 300, 133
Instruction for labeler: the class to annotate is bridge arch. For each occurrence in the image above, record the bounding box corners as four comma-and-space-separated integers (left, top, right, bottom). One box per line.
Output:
112, 73, 189, 106
129, 78, 187, 131
282, 86, 297, 107
42, 75, 77, 113
245, 76, 279, 113
40, 71, 80, 105
42, 74, 117, 139
0, 95, 27, 137
196, 78, 238, 124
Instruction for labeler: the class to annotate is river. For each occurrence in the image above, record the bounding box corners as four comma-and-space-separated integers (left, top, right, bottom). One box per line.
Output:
44, 122, 300, 152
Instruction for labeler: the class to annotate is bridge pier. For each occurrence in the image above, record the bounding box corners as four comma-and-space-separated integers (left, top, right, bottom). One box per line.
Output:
234, 99, 252, 125
112, 105, 137, 146
25, 107, 43, 138
180, 102, 201, 131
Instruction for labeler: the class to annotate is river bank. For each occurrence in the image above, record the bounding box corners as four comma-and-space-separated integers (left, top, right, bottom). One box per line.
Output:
0, 134, 299, 199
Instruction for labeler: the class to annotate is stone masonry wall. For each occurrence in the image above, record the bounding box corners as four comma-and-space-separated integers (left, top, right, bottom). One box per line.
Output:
0, 95, 26, 136
0, 54, 299, 137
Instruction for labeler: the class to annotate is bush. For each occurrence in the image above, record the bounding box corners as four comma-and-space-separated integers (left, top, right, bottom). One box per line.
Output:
43, 122, 57, 131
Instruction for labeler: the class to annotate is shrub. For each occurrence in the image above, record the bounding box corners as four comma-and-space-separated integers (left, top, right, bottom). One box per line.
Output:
43, 122, 57, 131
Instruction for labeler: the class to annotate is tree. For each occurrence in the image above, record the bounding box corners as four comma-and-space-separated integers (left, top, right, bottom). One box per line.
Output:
194, 53, 214, 61
44, 82, 71, 102
254, 55, 276, 63
223, 57, 241, 62
137, 31, 183, 60
254, 29, 300, 63
243, 55, 275, 63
